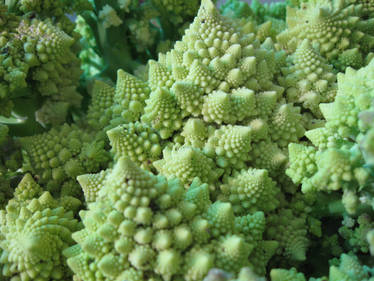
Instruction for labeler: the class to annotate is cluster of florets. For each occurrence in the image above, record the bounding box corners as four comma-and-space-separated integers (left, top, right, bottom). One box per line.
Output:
0, 174, 81, 280
1, 0, 374, 281
287, 60, 374, 260
62, 1, 323, 280
278, 0, 374, 71
65, 157, 269, 281
0, 1, 90, 126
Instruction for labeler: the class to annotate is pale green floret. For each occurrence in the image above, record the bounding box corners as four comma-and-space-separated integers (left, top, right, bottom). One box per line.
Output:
250, 141, 287, 174
247, 119, 268, 142
337, 48, 364, 70
201, 91, 233, 124
269, 103, 305, 147
270, 253, 374, 281
247, 240, 279, 276
309, 148, 353, 192
204, 125, 252, 169
14, 0, 91, 16
0, 7, 83, 123
148, 60, 175, 92
185, 178, 211, 213
112, 69, 151, 124
286, 143, 317, 185
234, 211, 265, 245
279, 39, 337, 117
181, 119, 209, 148
172, 82, 205, 117
2, 0, 374, 280
20, 124, 109, 197
231, 88, 256, 121
141, 87, 183, 139
107, 122, 162, 169
77, 170, 110, 203
119, 0, 310, 196
287, 59, 374, 214
187, 60, 220, 93
12, 173, 43, 201
10, 0, 368, 279
153, 145, 223, 188
220, 168, 279, 214
214, 235, 252, 273
184, 247, 215, 281
278, 0, 374, 69
254, 91, 278, 118
329, 254, 372, 281
65, 156, 270, 281
304, 127, 338, 150
86, 80, 116, 131
267, 209, 309, 261
143, 0, 286, 120
205, 201, 235, 237
0, 174, 81, 281
7, 172, 81, 214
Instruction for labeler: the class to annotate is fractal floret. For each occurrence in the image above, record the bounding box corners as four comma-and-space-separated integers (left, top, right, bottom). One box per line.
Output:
287, 57, 374, 259
20, 123, 110, 197
0, 174, 81, 280
0, 1, 88, 126
65, 157, 270, 281
133, 0, 305, 184
278, 0, 374, 70
82, 0, 313, 265
1, 0, 374, 280
287, 59, 374, 213
279, 39, 337, 118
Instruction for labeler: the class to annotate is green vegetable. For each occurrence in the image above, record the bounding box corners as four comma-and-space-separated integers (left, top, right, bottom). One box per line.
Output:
0, 174, 81, 280
0, 0, 90, 128
0, 0, 373, 280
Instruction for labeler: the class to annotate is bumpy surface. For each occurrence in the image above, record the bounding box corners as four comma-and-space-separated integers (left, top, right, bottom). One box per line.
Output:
136, 0, 306, 190
64, 0, 326, 273
0, 2, 86, 126
270, 253, 374, 281
107, 121, 162, 169
279, 39, 337, 118
0, 174, 81, 280
56, 1, 333, 278
278, 0, 374, 70
65, 157, 269, 281
287, 58, 374, 262
219, 168, 280, 214
287, 59, 374, 212
2, 0, 374, 280
20, 124, 109, 197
